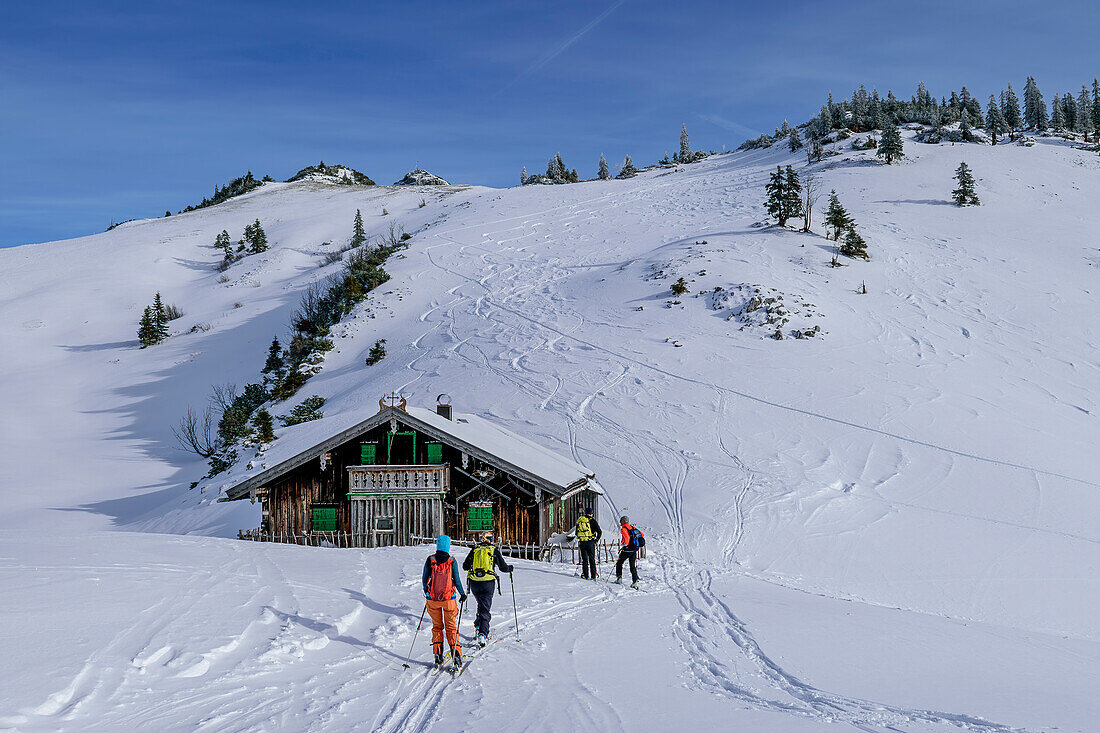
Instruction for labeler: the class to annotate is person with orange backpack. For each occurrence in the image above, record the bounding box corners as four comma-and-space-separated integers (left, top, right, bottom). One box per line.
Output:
422, 534, 467, 669
615, 516, 645, 589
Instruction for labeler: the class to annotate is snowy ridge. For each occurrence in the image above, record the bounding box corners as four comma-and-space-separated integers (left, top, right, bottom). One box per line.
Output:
1, 131, 1098, 731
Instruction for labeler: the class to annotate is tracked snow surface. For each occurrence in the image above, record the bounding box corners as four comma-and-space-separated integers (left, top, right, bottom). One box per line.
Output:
1, 131, 1098, 732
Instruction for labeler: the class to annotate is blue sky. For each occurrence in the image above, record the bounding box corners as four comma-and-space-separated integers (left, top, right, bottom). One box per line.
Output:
1, 0, 1096, 247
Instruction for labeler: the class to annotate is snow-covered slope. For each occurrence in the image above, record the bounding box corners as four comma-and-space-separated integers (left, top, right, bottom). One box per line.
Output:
1, 134, 1098, 731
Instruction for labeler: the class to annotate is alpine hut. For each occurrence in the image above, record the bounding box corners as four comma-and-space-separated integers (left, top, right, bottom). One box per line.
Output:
221, 395, 603, 550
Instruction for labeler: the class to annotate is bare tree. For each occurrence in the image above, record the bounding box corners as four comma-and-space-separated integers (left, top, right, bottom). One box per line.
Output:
209, 383, 238, 415
801, 174, 823, 232
172, 404, 222, 457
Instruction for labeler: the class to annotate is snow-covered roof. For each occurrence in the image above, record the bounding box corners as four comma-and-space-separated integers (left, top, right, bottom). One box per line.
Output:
219, 404, 599, 502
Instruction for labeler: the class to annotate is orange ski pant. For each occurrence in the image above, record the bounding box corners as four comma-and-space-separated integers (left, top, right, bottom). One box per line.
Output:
426, 598, 461, 656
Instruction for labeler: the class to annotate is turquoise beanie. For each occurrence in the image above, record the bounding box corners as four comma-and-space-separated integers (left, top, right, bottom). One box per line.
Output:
436, 534, 451, 554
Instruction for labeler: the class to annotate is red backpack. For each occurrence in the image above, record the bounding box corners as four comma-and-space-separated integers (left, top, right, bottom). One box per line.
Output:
428, 557, 455, 601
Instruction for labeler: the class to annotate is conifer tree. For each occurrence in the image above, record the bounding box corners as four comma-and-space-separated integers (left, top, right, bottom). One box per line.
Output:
986, 95, 1007, 145
1051, 95, 1065, 130
252, 408, 276, 444
1024, 76, 1048, 130
1092, 79, 1100, 141
824, 190, 853, 241
152, 292, 170, 342
765, 166, 802, 227
262, 337, 285, 379
840, 225, 868, 259
215, 230, 234, 264
877, 120, 904, 164
617, 155, 637, 179
351, 209, 366, 247
1076, 85, 1092, 139
952, 162, 980, 206
959, 110, 973, 141
137, 306, 156, 347
784, 166, 803, 220
246, 219, 268, 253
789, 126, 803, 151
679, 124, 692, 162
1002, 84, 1022, 132
520, 166, 527, 185
598, 154, 610, 180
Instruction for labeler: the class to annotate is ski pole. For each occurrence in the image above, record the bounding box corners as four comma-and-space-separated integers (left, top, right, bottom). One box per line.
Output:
509, 572, 520, 641
402, 602, 428, 669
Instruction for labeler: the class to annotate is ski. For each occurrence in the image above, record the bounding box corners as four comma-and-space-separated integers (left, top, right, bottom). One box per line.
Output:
429, 654, 451, 676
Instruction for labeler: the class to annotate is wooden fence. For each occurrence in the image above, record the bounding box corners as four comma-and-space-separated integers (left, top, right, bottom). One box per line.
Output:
238, 529, 645, 562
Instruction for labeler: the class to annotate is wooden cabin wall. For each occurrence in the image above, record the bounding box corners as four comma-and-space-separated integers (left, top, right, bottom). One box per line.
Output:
350, 495, 442, 547
266, 463, 348, 535
455, 502, 537, 545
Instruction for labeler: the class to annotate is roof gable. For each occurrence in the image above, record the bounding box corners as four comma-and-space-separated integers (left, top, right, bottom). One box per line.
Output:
220, 405, 597, 502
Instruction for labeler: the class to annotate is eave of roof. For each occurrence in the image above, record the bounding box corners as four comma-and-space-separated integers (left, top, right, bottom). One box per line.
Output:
220, 406, 595, 502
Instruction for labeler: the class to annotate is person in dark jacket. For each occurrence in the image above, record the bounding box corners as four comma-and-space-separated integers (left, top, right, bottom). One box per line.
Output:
566, 507, 603, 580
462, 531, 513, 646
422, 534, 467, 667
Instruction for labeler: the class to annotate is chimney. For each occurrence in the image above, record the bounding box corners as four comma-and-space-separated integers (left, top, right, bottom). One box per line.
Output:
436, 393, 452, 420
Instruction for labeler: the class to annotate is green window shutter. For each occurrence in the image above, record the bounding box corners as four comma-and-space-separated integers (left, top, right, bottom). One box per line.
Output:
360, 443, 377, 464
425, 443, 443, 464
312, 507, 337, 531
467, 504, 493, 531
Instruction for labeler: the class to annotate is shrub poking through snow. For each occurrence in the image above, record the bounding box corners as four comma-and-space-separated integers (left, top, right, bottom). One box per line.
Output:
365, 339, 387, 365
671, 277, 690, 296
280, 395, 326, 427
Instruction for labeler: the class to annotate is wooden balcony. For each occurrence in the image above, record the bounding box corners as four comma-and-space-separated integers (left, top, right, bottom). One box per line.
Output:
346, 464, 449, 496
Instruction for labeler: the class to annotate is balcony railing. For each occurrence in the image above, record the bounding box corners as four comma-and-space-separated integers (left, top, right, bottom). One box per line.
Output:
346, 464, 449, 495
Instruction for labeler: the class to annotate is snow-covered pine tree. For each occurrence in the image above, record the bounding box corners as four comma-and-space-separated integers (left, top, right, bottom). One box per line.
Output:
1051, 95, 1066, 130
819, 104, 833, 131
520, 166, 527, 185
840, 225, 868, 259
824, 190, 853, 241
1092, 79, 1100, 142
598, 154, 610, 180
986, 95, 1007, 145
789, 126, 803, 151
679, 124, 691, 162
1002, 84, 1022, 132
1024, 76, 1048, 130
952, 162, 980, 206
1062, 92, 1076, 131
351, 209, 366, 247
555, 153, 567, 182
252, 408, 276, 444
137, 306, 156, 348
152, 292, 170, 342
959, 110, 973, 141
617, 155, 637, 179
1076, 86, 1093, 140
246, 219, 268, 253
877, 120, 903, 164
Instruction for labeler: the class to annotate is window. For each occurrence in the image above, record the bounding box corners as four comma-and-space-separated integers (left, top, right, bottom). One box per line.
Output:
375, 516, 395, 532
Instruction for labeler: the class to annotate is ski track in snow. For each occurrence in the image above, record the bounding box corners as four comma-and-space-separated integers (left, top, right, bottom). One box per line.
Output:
2, 136, 1098, 731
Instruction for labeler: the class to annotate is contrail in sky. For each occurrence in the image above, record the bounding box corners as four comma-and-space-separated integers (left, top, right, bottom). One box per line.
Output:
497, 0, 627, 96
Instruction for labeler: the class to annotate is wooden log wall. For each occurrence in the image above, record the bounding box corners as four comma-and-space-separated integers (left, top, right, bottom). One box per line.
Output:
455, 501, 537, 545
350, 495, 443, 548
